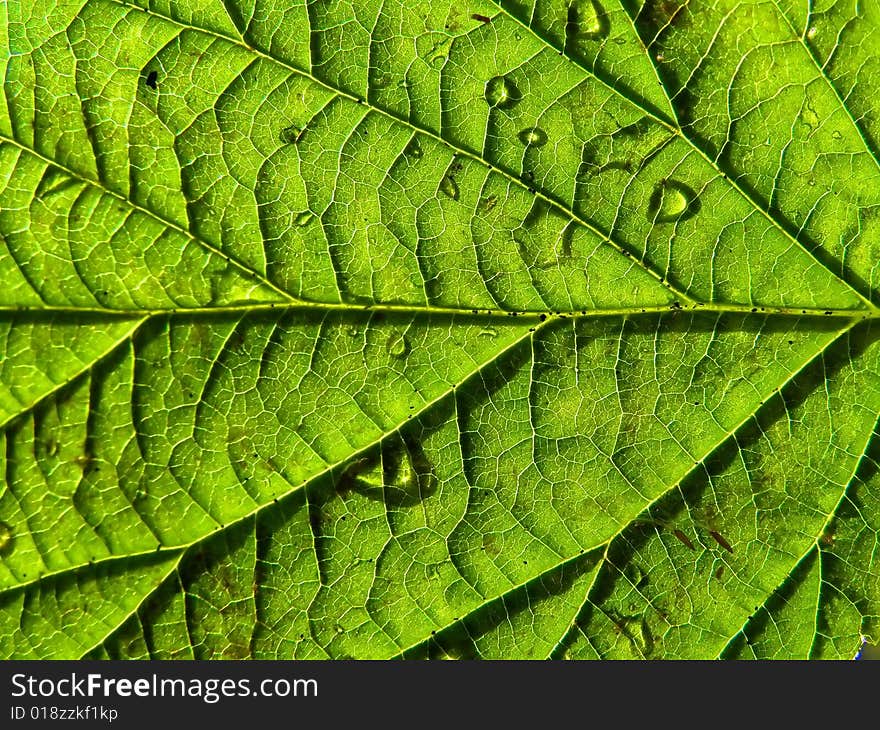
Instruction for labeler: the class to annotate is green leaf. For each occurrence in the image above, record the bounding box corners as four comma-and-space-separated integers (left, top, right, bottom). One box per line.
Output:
1, 0, 878, 660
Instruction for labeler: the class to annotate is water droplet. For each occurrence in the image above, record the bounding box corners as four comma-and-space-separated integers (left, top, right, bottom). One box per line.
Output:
484, 75, 521, 109
426, 36, 453, 69
515, 199, 573, 266
343, 436, 436, 506
46, 439, 59, 457
372, 71, 392, 89
386, 441, 425, 497
294, 210, 313, 227
0, 522, 13, 554
647, 180, 699, 223
280, 125, 303, 144
655, 51, 665, 62
36, 169, 79, 201
617, 116, 653, 137
386, 332, 409, 358
344, 455, 383, 491
624, 563, 649, 589
479, 195, 498, 213
517, 127, 548, 147
335, 624, 345, 634
75, 453, 94, 473
405, 138, 423, 159
444, 580, 477, 613
439, 173, 459, 201
800, 102, 820, 131
434, 648, 464, 660
478, 327, 498, 338
831, 130, 842, 140
347, 325, 360, 337
568, 0, 609, 42
807, 26, 818, 40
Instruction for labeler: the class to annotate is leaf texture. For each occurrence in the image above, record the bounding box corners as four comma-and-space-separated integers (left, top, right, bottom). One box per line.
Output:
0, 0, 878, 659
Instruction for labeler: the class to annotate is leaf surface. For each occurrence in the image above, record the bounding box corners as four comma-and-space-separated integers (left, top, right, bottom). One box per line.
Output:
1, 0, 878, 659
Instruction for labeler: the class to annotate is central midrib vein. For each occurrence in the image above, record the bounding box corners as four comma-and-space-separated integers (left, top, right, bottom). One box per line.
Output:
2, 302, 878, 319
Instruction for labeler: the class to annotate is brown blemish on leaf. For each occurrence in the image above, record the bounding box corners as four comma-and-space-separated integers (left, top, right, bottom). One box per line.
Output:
709, 530, 734, 554
672, 528, 695, 550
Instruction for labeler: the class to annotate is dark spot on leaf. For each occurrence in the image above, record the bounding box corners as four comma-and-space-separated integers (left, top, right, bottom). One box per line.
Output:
709, 530, 733, 554
145, 71, 158, 90
672, 529, 695, 550
472, 13, 491, 23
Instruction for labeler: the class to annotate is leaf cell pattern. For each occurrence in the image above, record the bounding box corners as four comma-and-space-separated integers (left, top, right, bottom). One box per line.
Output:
0, 0, 878, 659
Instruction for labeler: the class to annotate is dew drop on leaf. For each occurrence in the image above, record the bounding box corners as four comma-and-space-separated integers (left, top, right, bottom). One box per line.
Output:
0, 522, 13, 554
386, 332, 409, 358
647, 180, 700, 223
45, 438, 59, 457
517, 127, 548, 147
567, 0, 610, 43
485, 75, 521, 109
479, 195, 498, 213
617, 116, 653, 137
372, 71, 392, 89
294, 210, 313, 227
342, 436, 435, 506
424, 36, 453, 69
405, 138, 423, 158
280, 125, 302, 144
439, 173, 459, 200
